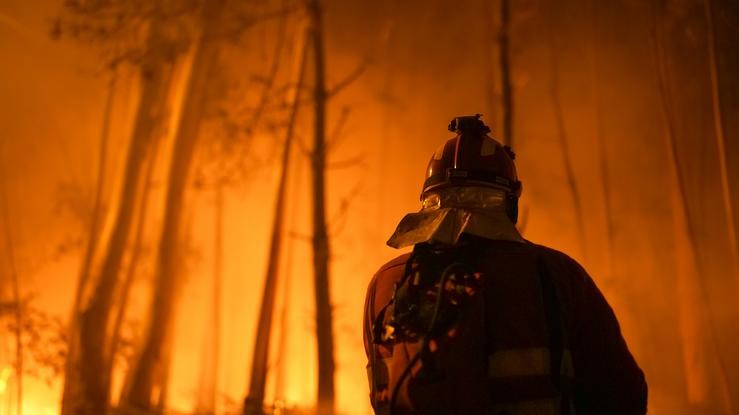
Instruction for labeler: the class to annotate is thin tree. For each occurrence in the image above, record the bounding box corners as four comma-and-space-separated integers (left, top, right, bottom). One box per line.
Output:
499, 0, 513, 147
703, 0, 739, 279
650, 3, 733, 412
62, 69, 115, 415
106, 132, 162, 389
243, 0, 290, 137
586, 0, 615, 282
274, 110, 306, 404
483, 0, 499, 128
243, 22, 309, 415
194, 181, 224, 415
121, 1, 227, 410
272, 228, 294, 404
545, 5, 586, 261
1, 141, 23, 415
60, 13, 178, 414
72, 70, 116, 320
306, 0, 335, 413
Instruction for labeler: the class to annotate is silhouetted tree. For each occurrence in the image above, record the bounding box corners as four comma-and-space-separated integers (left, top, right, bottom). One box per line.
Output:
545, 2, 586, 261
650, 3, 732, 412
1, 141, 23, 415
306, 0, 335, 413
120, 1, 227, 411
106, 134, 162, 387
587, 0, 615, 284
193, 182, 223, 415
483, 0, 499, 128
499, 0, 513, 147
243, 20, 309, 415
72, 70, 116, 328
703, 0, 739, 277
55, 2, 185, 413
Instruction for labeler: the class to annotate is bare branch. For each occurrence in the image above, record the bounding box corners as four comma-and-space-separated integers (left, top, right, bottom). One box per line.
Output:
240, 6, 289, 136
326, 58, 371, 99
327, 154, 366, 170
328, 183, 362, 237
288, 230, 312, 243
326, 106, 351, 152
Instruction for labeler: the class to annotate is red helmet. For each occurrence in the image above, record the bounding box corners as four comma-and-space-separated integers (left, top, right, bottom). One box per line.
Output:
422, 114, 522, 222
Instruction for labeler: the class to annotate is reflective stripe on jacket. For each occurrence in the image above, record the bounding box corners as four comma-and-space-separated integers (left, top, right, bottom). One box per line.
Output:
363, 239, 647, 415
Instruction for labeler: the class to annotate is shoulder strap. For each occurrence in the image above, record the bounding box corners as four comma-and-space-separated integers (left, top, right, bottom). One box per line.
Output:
537, 255, 571, 415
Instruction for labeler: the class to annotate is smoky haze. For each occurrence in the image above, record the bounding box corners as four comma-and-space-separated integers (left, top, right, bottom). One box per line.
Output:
0, 0, 738, 414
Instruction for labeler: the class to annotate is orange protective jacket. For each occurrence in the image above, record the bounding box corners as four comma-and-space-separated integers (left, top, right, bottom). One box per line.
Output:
363, 239, 647, 415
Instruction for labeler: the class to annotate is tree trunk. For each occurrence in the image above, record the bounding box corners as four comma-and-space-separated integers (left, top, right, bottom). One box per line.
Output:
498, 0, 513, 147
272, 245, 292, 402
709, 1, 739, 276
1, 141, 23, 415
61, 23, 175, 415
306, 1, 335, 414
195, 183, 224, 415
544, 3, 586, 262
243, 23, 309, 415
120, 1, 225, 411
106, 133, 161, 391
650, 5, 733, 413
275, 118, 305, 402
587, 0, 615, 285
72, 71, 116, 319
703, 0, 739, 281
483, 0, 498, 129
63, 71, 115, 415
244, 0, 289, 136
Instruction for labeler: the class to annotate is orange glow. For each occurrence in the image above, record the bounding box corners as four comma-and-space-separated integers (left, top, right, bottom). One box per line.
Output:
1, 0, 739, 414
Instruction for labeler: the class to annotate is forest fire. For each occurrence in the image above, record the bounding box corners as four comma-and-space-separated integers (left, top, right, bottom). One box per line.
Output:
1, 0, 739, 414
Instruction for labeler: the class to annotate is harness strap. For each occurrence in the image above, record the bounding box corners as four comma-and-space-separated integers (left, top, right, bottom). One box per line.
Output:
537, 256, 572, 415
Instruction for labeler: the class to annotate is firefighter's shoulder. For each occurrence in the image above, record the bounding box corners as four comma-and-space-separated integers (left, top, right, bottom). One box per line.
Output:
524, 241, 595, 297
366, 252, 412, 298
374, 252, 412, 275
526, 241, 612, 320
527, 241, 589, 276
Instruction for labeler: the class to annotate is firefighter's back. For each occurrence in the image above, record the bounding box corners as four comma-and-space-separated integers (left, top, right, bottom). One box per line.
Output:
363, 238, 647, 415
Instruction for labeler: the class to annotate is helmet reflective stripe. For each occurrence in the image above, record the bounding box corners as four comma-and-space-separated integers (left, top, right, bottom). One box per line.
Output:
487, 347, 576, 415
488, 347, 575, 378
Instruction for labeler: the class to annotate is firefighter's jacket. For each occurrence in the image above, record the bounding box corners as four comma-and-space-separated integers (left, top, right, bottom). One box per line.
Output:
363, 239, 647, 415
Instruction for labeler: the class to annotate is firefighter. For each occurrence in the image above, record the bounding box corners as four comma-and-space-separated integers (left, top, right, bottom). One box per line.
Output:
363, 115, 647, 415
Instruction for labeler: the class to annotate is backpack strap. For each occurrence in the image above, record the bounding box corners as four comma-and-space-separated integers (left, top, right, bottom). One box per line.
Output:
537, 255, 573, 415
